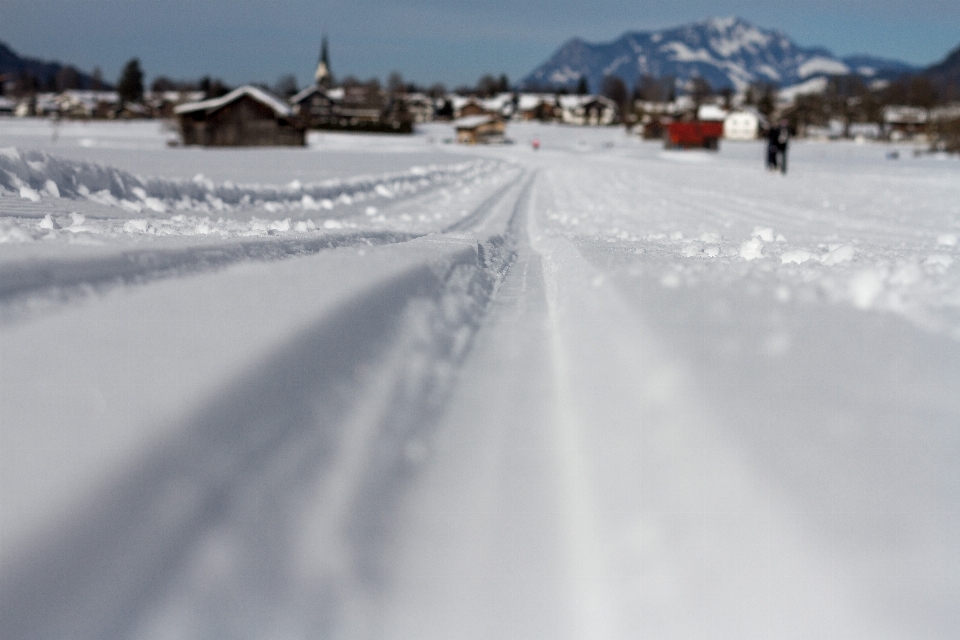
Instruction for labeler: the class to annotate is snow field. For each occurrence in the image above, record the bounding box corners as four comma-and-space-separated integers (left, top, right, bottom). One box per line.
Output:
2, 118, 960, 638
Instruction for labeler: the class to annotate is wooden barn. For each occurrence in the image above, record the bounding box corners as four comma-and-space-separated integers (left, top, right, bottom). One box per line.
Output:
174, 86, 305, 147
454, 115, 506, 144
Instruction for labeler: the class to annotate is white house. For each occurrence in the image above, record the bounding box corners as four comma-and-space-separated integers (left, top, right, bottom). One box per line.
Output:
723, 108, 765, 140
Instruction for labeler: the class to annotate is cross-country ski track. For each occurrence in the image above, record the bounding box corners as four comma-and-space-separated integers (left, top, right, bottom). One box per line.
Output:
2, 121, 960, 639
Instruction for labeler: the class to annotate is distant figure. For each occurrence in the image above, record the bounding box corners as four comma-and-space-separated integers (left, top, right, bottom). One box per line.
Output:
776, 119, 790, 174
766, 125, 780, 171
766, 120, 790, 174
531, 137, 540, 151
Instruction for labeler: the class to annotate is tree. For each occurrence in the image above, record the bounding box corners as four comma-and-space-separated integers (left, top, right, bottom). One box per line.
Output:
117, 58, 144, 104
476, 74, 501, 98
576, 75, 589, 95
747, 82, 777, 119
601, 75, 628, 107
54, 66, 81, 92
274, 74, 299, 98
387, 71, 406, 96
91, 67, 103, 91
199, 76, 230, 99
689, 76, 713, 110
719, 86, 733, 110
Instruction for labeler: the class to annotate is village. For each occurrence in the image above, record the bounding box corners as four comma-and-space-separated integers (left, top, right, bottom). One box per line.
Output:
2, 38, 959, 152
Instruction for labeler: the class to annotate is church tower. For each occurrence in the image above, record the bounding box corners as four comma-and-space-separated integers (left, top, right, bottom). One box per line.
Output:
315, 35, 332, 87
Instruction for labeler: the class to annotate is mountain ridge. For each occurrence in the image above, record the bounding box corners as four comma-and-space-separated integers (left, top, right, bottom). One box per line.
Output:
0, 41, 106, 91
521, 17, 918, 93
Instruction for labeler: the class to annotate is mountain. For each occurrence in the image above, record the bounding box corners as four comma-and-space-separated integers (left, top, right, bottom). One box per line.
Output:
521, 17, 917, 93
924, 43, 960, 89
0, 41, 106, 90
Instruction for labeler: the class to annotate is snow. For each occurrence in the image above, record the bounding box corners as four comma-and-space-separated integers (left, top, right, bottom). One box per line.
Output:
173, 85, 294, 118
779, 75, 829, 101
2, 119, 960, 639
798, 56, 851, 78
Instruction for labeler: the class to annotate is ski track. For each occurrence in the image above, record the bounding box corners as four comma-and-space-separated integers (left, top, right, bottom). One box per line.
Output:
2, 123, 960, 639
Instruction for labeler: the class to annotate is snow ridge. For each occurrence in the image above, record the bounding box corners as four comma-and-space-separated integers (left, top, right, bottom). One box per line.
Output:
0, 147, 499, 215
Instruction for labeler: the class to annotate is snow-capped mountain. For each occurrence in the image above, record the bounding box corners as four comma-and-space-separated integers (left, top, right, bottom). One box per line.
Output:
521, 17, 916, 93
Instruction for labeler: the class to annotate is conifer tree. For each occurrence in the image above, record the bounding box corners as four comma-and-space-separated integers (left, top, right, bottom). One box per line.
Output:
117, 58, 144, 104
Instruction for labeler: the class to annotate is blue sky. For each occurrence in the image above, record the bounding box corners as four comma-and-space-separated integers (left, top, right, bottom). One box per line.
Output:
2, 0, 958, 89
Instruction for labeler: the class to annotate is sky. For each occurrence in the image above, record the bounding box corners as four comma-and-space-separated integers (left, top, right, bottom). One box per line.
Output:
2, 0, 958, 90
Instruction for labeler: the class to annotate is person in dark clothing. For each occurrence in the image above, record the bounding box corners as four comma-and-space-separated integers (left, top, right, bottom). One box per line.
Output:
776, 119, 790, 174
766, 125, 780, 170
765, 120, 790, 173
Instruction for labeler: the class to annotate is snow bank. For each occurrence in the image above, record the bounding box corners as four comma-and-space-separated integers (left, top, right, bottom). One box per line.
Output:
0, 147, 499, 216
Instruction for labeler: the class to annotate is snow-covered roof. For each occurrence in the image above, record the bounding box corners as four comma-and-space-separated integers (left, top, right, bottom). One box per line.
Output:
697, 104, 729, 121
883, 105, 928, 124
454, 115, 499, 129
518, 94, 552, 110
290, 85, 329, 104
174, 85, 293, 117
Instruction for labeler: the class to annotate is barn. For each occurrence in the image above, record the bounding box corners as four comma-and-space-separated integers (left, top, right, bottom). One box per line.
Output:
174, 86, 305, 147
454, 115, 506, 144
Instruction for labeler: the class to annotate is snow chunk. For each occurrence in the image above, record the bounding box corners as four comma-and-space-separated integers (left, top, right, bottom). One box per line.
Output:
739, 237, 764, 260
124, 219, 150, 233
752, 227, 774, 242
937, 233, 958, 246
699, 232, 722, 243
820, 245, 856, 266
19, 185, 41, 202
38, 214, 60, 230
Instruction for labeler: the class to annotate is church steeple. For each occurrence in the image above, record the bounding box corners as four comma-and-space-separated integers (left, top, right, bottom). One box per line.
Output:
315, 35, 331, 87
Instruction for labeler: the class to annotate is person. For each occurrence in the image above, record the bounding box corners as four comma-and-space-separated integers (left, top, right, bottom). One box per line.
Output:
531, 137, 540, 151
766, 124, 780, 171
776, 119, 790, 174
765, 119, 790, 173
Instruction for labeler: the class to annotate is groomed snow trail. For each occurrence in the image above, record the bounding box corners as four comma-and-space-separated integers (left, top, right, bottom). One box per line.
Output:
2, 122, 960, 639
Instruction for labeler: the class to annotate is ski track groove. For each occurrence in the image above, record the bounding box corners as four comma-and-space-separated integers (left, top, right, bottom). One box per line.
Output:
0, 168, 536, 640
0, 168, 527, 320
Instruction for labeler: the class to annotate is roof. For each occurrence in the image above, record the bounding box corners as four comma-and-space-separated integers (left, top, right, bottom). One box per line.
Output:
697, 104, 729, 121
290, 85, 331, 105
174, 85, 293, 117
454, 115, 499, 130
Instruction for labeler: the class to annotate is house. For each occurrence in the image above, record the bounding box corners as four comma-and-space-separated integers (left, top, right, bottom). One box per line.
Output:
883, 105, 928, 140
454, 97, 491, 119
0, 96, 18, 115
518, 94, 559, 121
454, 115, 506, 144
174, 85, 305, 147
292, 83, 412, 133
403, 93, 435, 123
558, 95, 618, 126
723, 108, 765, 140
291, 85, 339, 127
